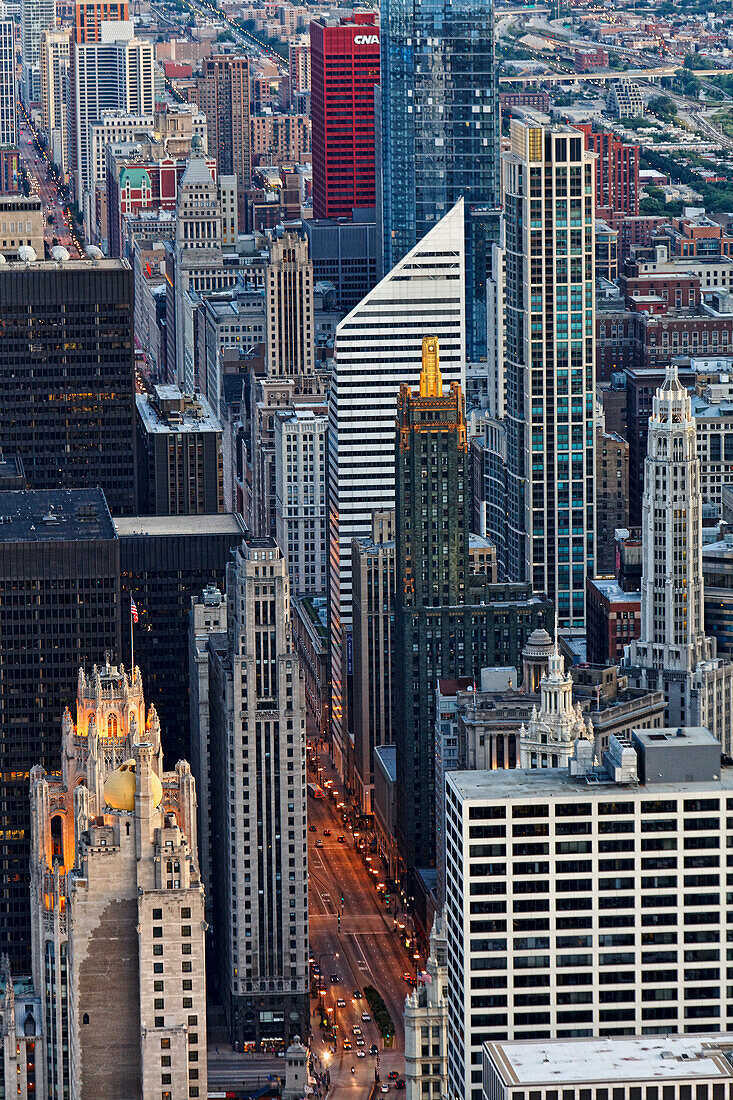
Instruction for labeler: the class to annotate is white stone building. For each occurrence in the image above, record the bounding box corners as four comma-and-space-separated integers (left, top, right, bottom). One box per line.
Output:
274, 405, 328, 597
404, 912, 449, 1100
518, 645, 592, 769
29, 661, 207, 1100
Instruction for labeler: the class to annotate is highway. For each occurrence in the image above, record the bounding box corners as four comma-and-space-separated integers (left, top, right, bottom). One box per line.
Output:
307, 750, 417, 1100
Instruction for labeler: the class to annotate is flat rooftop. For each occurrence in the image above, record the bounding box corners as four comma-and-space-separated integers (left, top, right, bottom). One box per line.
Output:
0, 258, 128, 271
485, 1035, 733, 1087
136, 390, 222, 434
588, 576, 640, 602
0, 489, 116, 542
114, 514, 245, 538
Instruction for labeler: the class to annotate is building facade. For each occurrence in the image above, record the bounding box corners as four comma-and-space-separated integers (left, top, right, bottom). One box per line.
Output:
274, 406, 328, 597
21, 0, 55, 104
595, 424, 629, 575
40, 30, 70, 176
30, 662, 207, 1100
310, 13, 379, 220
502, 120, 596, 630
266, 231, 314, 380
0, 22, 17, 148
196, 56, 251, 191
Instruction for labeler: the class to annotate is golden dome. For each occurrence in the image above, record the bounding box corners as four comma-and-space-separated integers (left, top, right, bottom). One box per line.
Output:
103, 759, 163, 812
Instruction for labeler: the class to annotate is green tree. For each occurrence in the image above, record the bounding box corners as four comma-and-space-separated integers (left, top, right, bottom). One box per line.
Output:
649, 95, 677, 121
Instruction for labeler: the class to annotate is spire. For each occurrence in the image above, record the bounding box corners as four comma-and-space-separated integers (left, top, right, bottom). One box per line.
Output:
661, 359, 682, 393
419, 336, 443, 398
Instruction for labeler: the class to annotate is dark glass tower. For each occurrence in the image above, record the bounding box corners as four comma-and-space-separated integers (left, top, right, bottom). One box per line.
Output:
379, 0, 500, 358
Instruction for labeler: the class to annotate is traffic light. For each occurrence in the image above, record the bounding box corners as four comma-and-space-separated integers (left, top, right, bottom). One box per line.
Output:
341, 894, 344, 905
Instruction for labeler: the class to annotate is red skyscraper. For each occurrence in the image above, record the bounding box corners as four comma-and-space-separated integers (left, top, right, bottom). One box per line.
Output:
310, 13, 379, 220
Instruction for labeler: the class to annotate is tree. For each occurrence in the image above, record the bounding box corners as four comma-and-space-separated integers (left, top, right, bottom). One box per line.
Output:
649, 95, 677, 121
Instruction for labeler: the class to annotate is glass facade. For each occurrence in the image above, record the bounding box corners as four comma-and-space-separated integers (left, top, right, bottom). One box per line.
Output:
379, 0, 500, 358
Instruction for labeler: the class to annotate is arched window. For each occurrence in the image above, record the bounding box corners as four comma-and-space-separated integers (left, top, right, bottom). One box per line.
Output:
51, 815, 63, 863
107, 713, 118, 738
82, 1013, 90, 1025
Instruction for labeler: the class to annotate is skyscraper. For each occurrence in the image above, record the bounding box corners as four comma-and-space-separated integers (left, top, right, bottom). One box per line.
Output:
0, 259, 138, 514
503, 119, 596, 630
378, 0, 500, 357
310, 13, 379, 220
622, 365, 733, 747
328, 200, 465, 772
265, 231, 314, 380
203, 538, 309, 1049
40, 29, 70, 176
195, 56, 251, 191
0, 22, 17, 148
0, 489, 121, 969
20, 0, 55, 105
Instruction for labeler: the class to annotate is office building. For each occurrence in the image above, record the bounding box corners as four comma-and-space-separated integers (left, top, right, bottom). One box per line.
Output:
196, 56, 251, 191
518, 645, 591, 768
0, 961, 41, 1100
40, 29, 70, 175
0, 195, 44, 258
585, 576, 641, 664
0, 22, 16, 148
30, 662, 206, 1100
502, 120, 596, 629
115, 512, 245, 766
0, 489, 121, 970
445, 727, 731, 1100
328, 199, 465, 773
310, 13, 379, 219
703, 534, 733, 660
623, 365, 733, 751
136, 385, 224, 516
303, 212, 378, 314
249, 113, 311, 168
202, 539, 309, 1049
483, 1035, 733, 1100
274, 405, 328, 596
74, 0, 128, 44
0, 258, 137, 513
21, 0, 55, 104
379, 0, 500, 357
266, 231, 314, 380
595, 424, 629, 575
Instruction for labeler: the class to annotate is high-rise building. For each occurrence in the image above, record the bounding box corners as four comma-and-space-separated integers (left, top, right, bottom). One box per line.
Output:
0, 258, 138, 514
274, 406, 328, 596
310, 13, 379, 220
0, 489, 121, 970
40, 29, 70, 175
328, 200, 465, 772
303, 211, 378, 314
594, 422, 629, 575
199, 538, 309, 1049
115, 512, 245, 765
575, 125, 639, 216
74, 0, 128, 44
136, 385, 224, 516
445, 728, 731, 1100
20, 0, 55, 105
404, 914, 448, 1100
0, 22, 17, 148
30, 662, 207, 1100
622, 365, 733, 749
378, 0, 500, 357
195, 56, 251, 191
502, 119, 596, 629
266, 231, 314, 379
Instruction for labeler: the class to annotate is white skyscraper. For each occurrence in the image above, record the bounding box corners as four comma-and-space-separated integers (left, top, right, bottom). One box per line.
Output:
328, 199, 466, 769
623, 363, 733, 749
0, 21, 16, 148
20, 0, 55, 105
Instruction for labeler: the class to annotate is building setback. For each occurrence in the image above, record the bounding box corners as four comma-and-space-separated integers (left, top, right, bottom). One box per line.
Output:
0, 489, 121, 970
0, 259, 138, 515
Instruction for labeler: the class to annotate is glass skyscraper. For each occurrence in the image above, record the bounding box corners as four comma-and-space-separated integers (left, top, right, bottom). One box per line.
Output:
378, 0, 500, 359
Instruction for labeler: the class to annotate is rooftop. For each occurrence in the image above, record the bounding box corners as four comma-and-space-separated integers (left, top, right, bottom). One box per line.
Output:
588, 576, 641, 602
114, 514, 245, 538
0, 489, 116, 543
484, 1035, 733, 1087
136, 386, 222, 434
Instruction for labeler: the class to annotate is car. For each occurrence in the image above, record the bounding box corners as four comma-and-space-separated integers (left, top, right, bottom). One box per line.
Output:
343, 1040, 352, 1050
337, 835, 346, 843
395, 1081, 406, 1090
353, 989, 362, 999
361, 1012, 371, 1022
315, 839, 323, 848
380, 1086, 389, 1093
352, 1025, 362, 1035
370, 1044, 378, 1055
403, 973, 412, 982
336, 999, 346, 1007
355, 1038, 364, 1047
323, 829, 331, 837
330, 973, 340, 983
357, 1050, 366, 1059
388, 1072, 399, 1080
309, 824, 317, 832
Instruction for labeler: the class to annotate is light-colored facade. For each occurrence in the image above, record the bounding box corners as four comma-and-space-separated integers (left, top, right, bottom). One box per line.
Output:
503, 119, 596, 630
266, 231, 314, 380
404, 913, 449, 1100
29, 661, 207, 1100
21, 0, 55, 105
518, 646, 591, 769
445, 728, 731, 1100
40, 29, 70, 175
328, 199, 466, 772
0, 21, 17, 148
0, 961, 42, 1100
206, 538, 309, 1050
274, 405, 328, 596
623, 365, 733, 752
0, 195, 44, 258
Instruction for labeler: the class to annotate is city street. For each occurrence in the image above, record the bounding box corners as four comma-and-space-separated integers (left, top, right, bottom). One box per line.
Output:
307, 752, 416, 1100
17, 112, 81, 257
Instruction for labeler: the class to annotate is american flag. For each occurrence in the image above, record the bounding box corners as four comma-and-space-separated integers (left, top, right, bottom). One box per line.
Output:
131, 597, 139, 623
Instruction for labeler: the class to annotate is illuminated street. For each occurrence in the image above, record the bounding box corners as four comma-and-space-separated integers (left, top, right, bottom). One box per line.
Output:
17, 110, 81, 257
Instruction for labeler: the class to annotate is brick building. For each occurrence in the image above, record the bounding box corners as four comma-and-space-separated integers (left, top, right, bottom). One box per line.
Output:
595, 423, 629, 574
576, 125, 639, 215
586, 576, 641, 665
